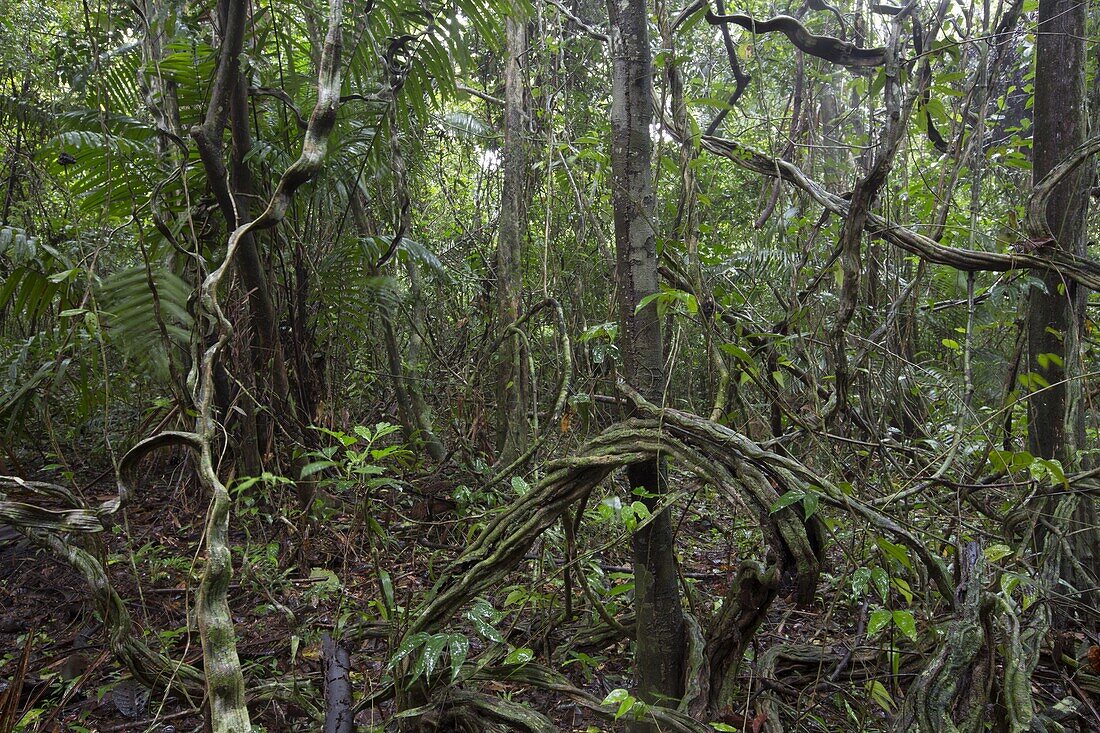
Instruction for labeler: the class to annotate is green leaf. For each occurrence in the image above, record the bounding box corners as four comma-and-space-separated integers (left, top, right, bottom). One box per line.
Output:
984, 544, 1013, 563
300, 459, 339, 478
373, 422, 403, 439
770, 490, 805, 513
989, 450, 1033, 473
447, 635, 470, 682
415, 633, 448, 680
892, 610, 918, 641
1035, 457, 1068, 489
892, 577, 913, 605
868, 609, 892, 636
504, 646, 534, 665
871, 567, 890, 602
875, 537, 912, 570
851, 567, 871, 595
802, 492, 820, 520
866, 680, 895, 712
635, 292, 661, 314
388, 632, 428, 670
719, 343, 755, 364
602, 689, 636, 720
380, 570, 395, 614
1018, 371, 1050, 390
467, 614, 504, 643
603, 689, 630, 706
1036, 352, 1064, 370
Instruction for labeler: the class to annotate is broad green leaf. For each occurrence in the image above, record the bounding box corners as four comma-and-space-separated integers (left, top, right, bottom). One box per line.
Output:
866, 679, 895, 712
851, 567, 871, 595
300, 460, 339, 478
984, 544, 1013, 563
868, 609, 892, 636
802, 492, 820, 520
892, 577, 913, 605
892, 610, 918, 641
448, 635, 469, 682
415, 633, 448, 679
504, 646, 534, 665
719, 343, 755, 364
468, 614, 504, 643
388, 632, 428, 670
770, 490, 805, 513
871, 567, 890, 602
875, 537, 912, 570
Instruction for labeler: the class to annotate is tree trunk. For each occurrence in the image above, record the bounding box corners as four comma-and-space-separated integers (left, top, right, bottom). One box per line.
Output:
607, 0, 686, 720
351, 183, 445, 463
191, 0, 291, 474
1027, 0, 1088, 464
495, 4, 531, 465
1027, 0, 1098, 632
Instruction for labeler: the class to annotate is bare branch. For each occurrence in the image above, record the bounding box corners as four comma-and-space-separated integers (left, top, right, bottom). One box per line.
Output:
546, 0, 609, 42
457, 83, 505, 107
1025, 134, 1100, 246
697, 134, 1100, 291
704, 9, 886, 67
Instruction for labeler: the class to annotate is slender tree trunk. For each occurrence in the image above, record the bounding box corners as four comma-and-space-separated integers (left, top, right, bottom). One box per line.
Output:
607, 0, 685, 719
403, 258, 446, 462
1, 81, 25, 228
351, 184, 445, 462
495, 4, 531, 465
191, 0, 292, 473
139, 0, 181, 155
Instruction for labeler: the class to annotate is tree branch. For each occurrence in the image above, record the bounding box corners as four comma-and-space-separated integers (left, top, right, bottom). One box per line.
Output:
546, 0, 608, 42
696, 133, 1100, 290
1025, 134, 1100, 246
704, 9, 886, 67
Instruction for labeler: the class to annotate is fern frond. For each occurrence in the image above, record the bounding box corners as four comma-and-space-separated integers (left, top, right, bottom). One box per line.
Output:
97, 265, 193, 379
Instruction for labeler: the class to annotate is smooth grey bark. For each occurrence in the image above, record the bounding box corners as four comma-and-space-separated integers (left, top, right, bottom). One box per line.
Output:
495, 4, 532, 465
607, 0, 686, 719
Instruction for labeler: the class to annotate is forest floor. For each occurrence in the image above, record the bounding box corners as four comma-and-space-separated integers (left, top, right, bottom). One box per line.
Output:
2, 455, 1086, 732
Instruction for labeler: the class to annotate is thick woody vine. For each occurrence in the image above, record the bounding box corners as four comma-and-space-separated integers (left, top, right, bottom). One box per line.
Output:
113, 1, 347, 730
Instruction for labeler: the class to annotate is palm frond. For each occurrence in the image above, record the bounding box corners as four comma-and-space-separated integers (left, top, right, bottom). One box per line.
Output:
96, 265, 193, 378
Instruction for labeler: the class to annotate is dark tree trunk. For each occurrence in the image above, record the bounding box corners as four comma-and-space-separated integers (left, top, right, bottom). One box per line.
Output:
1027, 0, 1088, 464
607, 0, 686, 719
1027, 0, 1098, 632
191, 0, 292, 474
